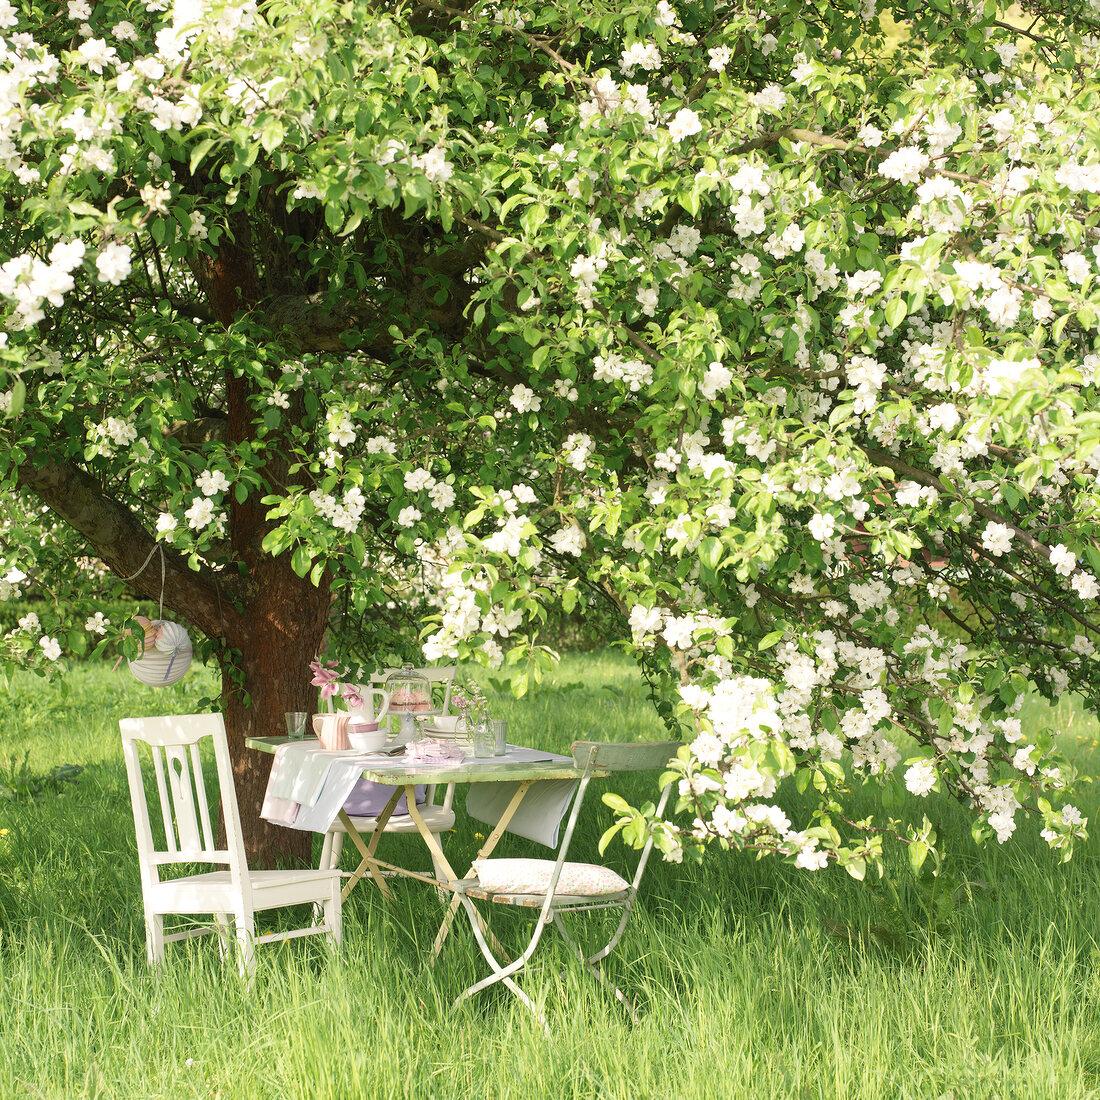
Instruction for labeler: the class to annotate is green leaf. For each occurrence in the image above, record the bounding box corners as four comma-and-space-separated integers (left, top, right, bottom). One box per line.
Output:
598, 821, 625, 855
781, 327, 800, 362
189, 138, 217, 173
260, 123, 284, 153
909, 840, 929, 875
884, 297, 907, 328
6, 378, 25, 418
290, 544, 312, 578
698, 536, 723, 571
261, 527, 292, 555
602, 793, 631, 814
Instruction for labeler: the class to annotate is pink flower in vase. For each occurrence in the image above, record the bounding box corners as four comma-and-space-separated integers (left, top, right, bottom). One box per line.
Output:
451, 680, 488, 726
341, 685, 364, 710
309, 658, 341, 701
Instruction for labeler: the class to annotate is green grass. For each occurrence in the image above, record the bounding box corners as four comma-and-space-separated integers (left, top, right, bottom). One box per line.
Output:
0, 653, 1098, 1099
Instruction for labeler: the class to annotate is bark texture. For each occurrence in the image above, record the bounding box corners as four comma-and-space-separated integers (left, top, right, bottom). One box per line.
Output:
221, 554, 331, 866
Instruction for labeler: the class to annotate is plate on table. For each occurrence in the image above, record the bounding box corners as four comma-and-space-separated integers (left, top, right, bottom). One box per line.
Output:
419, 727, 469, 743
415, 715, 465, 739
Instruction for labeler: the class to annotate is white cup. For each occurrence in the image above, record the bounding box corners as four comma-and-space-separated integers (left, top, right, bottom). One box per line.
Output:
348, 721, 387, 752
429, 715, 463, 733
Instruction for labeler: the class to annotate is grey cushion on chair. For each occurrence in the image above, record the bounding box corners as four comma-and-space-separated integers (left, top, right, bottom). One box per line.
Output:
465, 776, 579, 847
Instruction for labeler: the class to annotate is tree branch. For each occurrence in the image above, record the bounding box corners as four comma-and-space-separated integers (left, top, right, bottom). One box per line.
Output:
862, 445, 1050, 558
15, 457, 242, 638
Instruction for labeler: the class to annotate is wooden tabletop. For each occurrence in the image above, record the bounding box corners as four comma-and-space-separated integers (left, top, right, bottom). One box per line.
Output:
244, 735, 608, 785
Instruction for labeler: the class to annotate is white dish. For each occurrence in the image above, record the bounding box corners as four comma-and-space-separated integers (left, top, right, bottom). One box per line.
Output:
422, 715, 463, 733
421, 728, 468, 741
348, 728, 388, 752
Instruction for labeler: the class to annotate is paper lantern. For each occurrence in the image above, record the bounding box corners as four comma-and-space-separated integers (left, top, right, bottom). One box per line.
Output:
128, 617, 192, 687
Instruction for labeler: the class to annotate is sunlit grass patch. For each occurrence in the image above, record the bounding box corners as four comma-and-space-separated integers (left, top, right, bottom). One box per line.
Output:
0, 654, 1097, 1099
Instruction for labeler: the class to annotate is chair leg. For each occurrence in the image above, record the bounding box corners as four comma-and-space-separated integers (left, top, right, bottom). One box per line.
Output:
319, 829, 344, 871
234, 910, 256, 978
325, 880, 343, 949
314, 832, 344, 923
430, 850, 449, 903
146, 912, 166, 965
214, 913, 231, 960
453, 898, 549, 1032
552, 912, 638, 1024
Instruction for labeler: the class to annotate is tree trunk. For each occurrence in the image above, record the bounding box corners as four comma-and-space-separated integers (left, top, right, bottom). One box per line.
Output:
223, 552, 333, 867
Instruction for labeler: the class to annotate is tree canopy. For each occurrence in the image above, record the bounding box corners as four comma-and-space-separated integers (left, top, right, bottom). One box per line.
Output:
1, 0, 1099, 866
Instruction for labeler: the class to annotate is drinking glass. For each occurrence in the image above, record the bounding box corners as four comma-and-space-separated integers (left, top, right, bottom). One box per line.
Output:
284, 711, 308, 740
490, 719, 508, 756
471, 721, 495, 758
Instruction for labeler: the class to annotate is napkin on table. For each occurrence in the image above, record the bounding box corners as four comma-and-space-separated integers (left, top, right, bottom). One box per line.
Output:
404, 738, 466, 765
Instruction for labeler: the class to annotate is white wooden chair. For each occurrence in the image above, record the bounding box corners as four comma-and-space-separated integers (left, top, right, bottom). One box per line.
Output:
443, 739, 680, 1026
318, 666, 459, 881
120, 713, 342, 976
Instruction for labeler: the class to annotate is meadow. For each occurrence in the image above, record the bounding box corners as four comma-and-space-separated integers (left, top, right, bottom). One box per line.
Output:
0, 651, 1097, 1100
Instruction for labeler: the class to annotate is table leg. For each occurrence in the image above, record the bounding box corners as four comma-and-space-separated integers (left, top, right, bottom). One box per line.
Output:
429, 778, 534, 962
405, 787, 461, 883
406, 787, 510, 964
340, 786, 403, 902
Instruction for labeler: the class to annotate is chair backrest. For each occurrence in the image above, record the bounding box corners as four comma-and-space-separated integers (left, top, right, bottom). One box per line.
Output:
570, 740, 682, 773
553, 740, 683, 901
119, 714, 248, 893
369, 666, 458, 715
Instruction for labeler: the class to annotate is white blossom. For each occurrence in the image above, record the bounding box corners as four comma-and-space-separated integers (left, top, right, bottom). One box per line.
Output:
668, 108, 702, 142
196, 469, 230, 496
878, 147, 930, 185
185, 496, 216, 530
1049, 544, 1077, 577
904, 760, 937, 796
95, 242, 132, 285
981, 521, 1013, 557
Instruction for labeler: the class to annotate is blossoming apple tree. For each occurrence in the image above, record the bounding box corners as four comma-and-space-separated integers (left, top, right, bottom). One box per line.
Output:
1, 0, 1099, 866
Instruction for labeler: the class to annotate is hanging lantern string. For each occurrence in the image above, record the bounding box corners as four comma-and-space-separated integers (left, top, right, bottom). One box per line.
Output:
119, 541, 166, 621
113, 542, 192, 687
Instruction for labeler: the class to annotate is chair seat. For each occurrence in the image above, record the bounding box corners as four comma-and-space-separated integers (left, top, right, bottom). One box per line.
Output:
470, 857, 631, 898
149, 868, 340, 914
462, 885, 632, 907
328, 805, 456, 835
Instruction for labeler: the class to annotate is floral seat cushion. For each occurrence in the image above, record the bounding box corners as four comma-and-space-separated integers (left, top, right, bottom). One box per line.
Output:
472, 857, 630, 897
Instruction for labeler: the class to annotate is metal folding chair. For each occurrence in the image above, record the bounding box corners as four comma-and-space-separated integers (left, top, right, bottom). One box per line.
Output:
443, 739, 680, 1026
